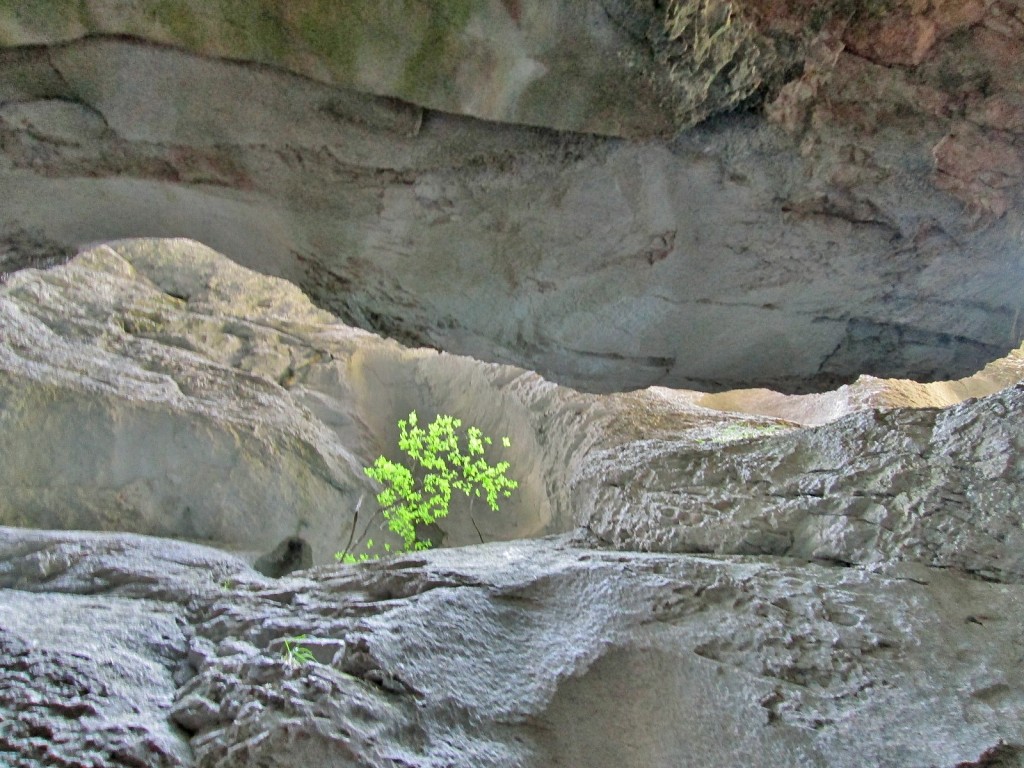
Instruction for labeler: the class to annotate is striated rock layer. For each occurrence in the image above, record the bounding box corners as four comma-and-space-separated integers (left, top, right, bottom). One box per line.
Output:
1, 238, 1023, 766
1, 2, 1023, 393
579, 383, 1024, 582
1, 528, 1023, 767
2, 1, 1024, 762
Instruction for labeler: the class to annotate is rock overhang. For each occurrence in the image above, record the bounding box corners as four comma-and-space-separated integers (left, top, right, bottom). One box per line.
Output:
0, 1, 1022, 395
1, 5, 1024, 764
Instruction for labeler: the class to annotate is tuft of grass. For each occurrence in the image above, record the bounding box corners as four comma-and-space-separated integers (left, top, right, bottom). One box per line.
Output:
281, 635, 316, 667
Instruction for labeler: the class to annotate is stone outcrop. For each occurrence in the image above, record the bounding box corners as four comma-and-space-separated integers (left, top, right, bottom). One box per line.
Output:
1, 238, 1023, 766
579, 383, 1024, 582
0, 238, 600, 565
1, 3, 1023, 393
2, 527, 1023, 767
3, 237, 1022, 571
3, 0, 1024, 759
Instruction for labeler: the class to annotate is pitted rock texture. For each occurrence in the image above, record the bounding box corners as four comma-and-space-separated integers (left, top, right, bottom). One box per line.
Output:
2, 528, 1024, 768
1, 9, 1023, 394
0, 528, 252, 768
579, 382, 1024, 582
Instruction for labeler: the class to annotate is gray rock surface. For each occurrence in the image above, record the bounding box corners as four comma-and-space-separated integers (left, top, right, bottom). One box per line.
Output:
3, 238, 1022, 577
0, 0, 707, 139
2, 528, 1023, 767
579, 382, 1024, 582
1, 12, 1022, 393
0, 527, 251, 768
1, 239, 1023, 766
0, 238, 605, 563
2, 3, 1024, 764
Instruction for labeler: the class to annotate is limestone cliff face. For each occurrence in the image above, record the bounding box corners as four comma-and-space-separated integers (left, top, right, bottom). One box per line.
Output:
1, 1, 1022, 392
2, 1, 1024, 761
5, 238, 1018, 570
1, 238, 1023, 766
0, 239, 580, 564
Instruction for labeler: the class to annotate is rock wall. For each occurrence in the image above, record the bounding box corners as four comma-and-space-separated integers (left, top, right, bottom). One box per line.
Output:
2, 1, 1024, 762
0, 239, 603, 564
1, 238, 1023, 766
579, 383, 1024, 582
0, 0, 685, 138
1, 3, 1022, 393
3, 237, 1022, 571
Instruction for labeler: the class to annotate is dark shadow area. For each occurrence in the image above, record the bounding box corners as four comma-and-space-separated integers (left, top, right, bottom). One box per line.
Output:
254, 537, 312, 577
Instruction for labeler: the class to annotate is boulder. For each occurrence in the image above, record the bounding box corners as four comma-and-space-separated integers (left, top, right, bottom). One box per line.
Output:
2, 237, 1021, 582
0, 238, 576, 565
580, 383, 1024, 582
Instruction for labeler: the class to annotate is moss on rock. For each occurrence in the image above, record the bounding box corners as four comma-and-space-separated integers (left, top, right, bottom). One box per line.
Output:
0, 0, 735, 137
0, 0, 89, 44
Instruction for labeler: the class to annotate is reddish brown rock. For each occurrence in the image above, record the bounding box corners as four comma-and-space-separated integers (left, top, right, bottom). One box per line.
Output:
844, 14, 939, 66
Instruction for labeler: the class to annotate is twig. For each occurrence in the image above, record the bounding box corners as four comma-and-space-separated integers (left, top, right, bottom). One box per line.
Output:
340, 493, 368, 558
467, 497, 485, 545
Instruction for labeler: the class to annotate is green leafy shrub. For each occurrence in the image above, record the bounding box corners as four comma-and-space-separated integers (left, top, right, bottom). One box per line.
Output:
337, 411, 518, 563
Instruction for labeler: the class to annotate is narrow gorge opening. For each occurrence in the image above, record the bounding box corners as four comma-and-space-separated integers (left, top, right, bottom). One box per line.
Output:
2, 3, 1024, 766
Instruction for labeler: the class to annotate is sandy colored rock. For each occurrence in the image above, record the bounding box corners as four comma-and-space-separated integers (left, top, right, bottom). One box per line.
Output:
0, 238, 613, 563
844, 13, 939, 66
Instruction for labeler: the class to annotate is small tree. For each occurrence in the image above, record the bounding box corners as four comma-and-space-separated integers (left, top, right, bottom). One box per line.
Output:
337, 411, 518, 563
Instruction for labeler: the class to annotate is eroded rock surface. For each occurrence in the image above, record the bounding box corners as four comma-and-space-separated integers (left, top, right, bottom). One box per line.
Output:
0, 0, 691, 138
1, 238, 1023, 766
3, 238, 1022, 576
580, 383, 1024, 582
2, 2, 1024, 763
1, 2, 1022, 393
2, 528, 1023, 768
0, 528, 252, 767
0, 238, 591, 565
